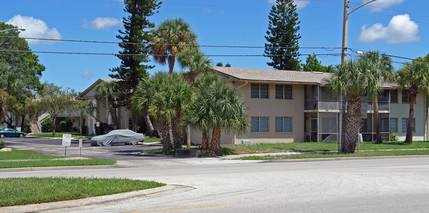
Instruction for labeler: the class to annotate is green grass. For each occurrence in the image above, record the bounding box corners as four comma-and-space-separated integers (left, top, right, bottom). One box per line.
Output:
240, 150, 429, 160
144, 137, 161, 143
224, 141, 429, 155
0, 177, 165, 206
30, 132, 92, 140
0, 158, 116, 168
0, 149, 62, 160
142, 148, 163, 154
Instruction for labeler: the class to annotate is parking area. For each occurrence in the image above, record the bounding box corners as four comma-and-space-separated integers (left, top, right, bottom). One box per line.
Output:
2, 137, 164, 160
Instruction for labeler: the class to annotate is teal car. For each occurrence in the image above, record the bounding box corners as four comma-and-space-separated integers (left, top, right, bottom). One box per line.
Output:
0, 128, 26, 138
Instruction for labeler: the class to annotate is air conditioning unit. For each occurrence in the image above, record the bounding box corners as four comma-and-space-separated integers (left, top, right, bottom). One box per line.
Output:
242, 140, 252, 145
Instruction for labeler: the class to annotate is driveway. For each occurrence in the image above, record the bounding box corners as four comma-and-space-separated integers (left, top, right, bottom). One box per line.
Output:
2, 137, 164, 161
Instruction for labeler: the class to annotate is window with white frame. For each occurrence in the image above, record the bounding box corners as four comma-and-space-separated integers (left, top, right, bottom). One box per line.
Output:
402, 118, 415, 132
251, 83, 269, 99
275, 117, 292, 132
251, 117, 269, 132
390, 118, 397, 132
275, 85, 292, 99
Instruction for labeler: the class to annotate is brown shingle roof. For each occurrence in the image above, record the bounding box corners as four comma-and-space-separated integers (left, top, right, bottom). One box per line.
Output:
212, 66, 333, 85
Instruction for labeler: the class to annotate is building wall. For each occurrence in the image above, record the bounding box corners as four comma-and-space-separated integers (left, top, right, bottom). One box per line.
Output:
190, 80, 306, 145
390, 89, 425, 141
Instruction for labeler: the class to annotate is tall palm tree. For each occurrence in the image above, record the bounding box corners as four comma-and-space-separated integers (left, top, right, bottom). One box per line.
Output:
151, 18, 197, 74
177, 48, 212, 85
95, 82, 120, 129
185, 74, 248, 156
327, 60, 379, 153
359, 51, 393, 143
148, 72, 192, 153
132, 79, 156, 137
396, 62, 429, 144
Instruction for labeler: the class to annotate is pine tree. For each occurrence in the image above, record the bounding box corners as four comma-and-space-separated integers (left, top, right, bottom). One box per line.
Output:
109, 0, 161, 108
265, 0, 301, 71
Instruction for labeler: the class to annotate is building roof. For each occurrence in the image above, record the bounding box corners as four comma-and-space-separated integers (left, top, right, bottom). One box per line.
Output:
78, 78, 120, 99
212, 66, 334, 85
212, 66, 399, 88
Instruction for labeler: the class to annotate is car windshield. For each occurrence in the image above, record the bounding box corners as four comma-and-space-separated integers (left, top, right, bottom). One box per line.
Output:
5, 128, 15, 131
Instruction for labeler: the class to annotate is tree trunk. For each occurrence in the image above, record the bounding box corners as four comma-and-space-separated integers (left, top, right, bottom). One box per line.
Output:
210, 126, 222, 156
160, 121, 173, 154
186, 126, 191, 148
373, 96, 382, 143
168, 55, 175, 75
108, 96, 119, 129
172, 112, 182, 150
187, 72, 195, 86
342, 95, 361, 153
20, 115, 25, 132
201, 130, 208, 150
143, 113, 154, 137
0, 93, 3, 119
52, 116, 57, 136
168, 121, 174, 152
405, 87, 417, 144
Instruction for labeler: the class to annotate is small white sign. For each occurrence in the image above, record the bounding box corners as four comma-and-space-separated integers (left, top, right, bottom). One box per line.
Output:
62, 134, 72, 147
79, 139, 83, 148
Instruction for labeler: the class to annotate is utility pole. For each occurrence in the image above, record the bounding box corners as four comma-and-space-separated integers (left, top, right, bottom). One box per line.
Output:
341, 0, 349, 65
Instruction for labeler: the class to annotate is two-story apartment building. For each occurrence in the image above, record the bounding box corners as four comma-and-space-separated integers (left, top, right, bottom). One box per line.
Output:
189, 67, 429, 144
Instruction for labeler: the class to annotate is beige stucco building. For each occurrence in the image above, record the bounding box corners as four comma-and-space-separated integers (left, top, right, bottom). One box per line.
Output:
59, 66, 429, 145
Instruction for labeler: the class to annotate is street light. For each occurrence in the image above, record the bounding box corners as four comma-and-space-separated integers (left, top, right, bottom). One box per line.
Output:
341, 0, 376, 64
0, 27, 25, 33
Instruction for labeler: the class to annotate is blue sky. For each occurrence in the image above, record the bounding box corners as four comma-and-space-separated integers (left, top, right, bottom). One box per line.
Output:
1, 0, 428, 92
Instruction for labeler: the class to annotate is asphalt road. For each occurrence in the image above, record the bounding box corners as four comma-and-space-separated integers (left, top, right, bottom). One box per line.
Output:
2, 137, 164, 160
1, 139, 429, 213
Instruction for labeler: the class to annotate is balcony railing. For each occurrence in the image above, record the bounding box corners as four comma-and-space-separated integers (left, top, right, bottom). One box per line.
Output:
305, 100, 390, 112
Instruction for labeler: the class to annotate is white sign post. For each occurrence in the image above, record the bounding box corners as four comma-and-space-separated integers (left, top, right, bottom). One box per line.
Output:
62, 134, 72, 157
79, 139, 83, 157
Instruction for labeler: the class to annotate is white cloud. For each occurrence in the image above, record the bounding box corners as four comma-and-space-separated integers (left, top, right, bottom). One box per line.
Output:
364, 0, 404, 12
82, 17, 121, 30
80, 70, 94, 80
359, 14, 419, 44
6, 15, 62, 45
268, 0, 310, 9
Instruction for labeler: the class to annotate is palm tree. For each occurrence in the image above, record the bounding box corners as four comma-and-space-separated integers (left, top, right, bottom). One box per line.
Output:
95, 82, 119, 129
132, 79, 156, 137
148, 72, 192, 153
359, 51, 393, 143
177, 48, 212, 85
150, 18, 197, 74
327, 60, 379, 153
185, 74, 248, 156
396, 62, 429, 144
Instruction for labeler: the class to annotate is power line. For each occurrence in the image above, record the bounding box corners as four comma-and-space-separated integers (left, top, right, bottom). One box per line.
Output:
0, 49, 344, 57
0, 36, 342, 50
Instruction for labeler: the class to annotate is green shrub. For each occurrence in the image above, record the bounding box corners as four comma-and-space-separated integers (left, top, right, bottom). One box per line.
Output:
0, 140, 5, 149
41, 117, 53, 132
59, 120, 73, 132
390, 131, 399, 142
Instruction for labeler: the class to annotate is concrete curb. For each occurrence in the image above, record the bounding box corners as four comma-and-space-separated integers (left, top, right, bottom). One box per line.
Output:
0, 184, 190, 213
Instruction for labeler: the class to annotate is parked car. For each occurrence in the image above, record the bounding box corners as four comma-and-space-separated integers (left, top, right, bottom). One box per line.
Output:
90, 129, 144, 146
0, 128, 26, 138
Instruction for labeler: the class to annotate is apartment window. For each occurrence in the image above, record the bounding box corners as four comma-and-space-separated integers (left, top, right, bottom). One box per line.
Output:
381, 117, 389, 132
390, 90, 398, 103
251, 83, 269, 99
390, 118, 397, 132
251, 117, 269, 132
275, 117, 292, 132
402, 118, 415, 132
402, 90, 410, 103
275, 85, 292, 99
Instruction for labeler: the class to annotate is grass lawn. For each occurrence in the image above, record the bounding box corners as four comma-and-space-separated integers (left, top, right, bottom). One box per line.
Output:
144, 137, 161, 143
0, 177, 165, 206
224, 141, 429, 154
240, 150, 429, 160
0, 149, 115, 168
30, 132, 92, 140
0, 150, 62, 160
0, 158, 116, 168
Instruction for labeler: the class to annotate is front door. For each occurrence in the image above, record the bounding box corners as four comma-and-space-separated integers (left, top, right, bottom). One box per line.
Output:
311, 118, 318, 142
